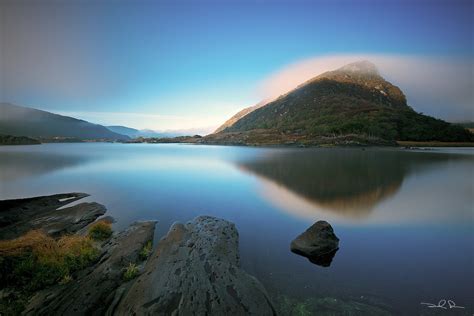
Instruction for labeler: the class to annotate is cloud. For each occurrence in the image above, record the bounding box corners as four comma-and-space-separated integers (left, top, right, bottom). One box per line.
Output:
0, 2, 124, 104
258, 54, 474, 121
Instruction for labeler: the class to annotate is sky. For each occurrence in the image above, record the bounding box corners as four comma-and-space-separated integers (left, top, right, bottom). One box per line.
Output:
1, 0, 472, 132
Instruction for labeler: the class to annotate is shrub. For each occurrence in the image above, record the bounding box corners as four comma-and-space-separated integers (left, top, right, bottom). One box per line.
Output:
123, 262, 139, 281
139, 241, 153, 261
88, 221, 113, 241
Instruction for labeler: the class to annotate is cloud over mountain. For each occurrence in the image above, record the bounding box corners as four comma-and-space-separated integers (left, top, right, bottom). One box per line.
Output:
258, 54, 473, 121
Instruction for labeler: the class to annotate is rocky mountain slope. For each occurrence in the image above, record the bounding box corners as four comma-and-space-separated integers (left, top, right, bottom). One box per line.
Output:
214, 99, 269, 133
216, 61, 472, 144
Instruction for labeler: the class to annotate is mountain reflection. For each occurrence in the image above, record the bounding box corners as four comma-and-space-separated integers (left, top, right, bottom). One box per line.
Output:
238, 148, 470, 219
0, 151, 89, 182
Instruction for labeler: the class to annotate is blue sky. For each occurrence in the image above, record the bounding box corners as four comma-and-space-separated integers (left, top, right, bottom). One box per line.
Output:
1, 0, 472, 131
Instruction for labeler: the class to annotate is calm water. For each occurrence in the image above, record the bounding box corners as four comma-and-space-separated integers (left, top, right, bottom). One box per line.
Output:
1, 143, 473, 314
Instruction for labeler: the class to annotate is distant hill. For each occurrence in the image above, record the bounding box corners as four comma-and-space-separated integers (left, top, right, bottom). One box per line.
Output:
0, 103, 129, 141
107, 126, 142, 138
107, 125, 211, 139
107, 126, 172, 138
217, 61, 472, 144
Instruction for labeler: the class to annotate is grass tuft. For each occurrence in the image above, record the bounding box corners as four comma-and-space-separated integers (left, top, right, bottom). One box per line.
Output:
139, 241, 153, 260
123, 262, 139, 281
59, 274, 73, 285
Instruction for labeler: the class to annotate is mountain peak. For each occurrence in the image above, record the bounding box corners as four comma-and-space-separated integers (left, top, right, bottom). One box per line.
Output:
336, 60, 380, 76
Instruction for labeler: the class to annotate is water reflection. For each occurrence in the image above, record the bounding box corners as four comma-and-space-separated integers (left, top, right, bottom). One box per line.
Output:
0, 151, 90, 182
305, 248, 339, 267
238, 149, 472, 220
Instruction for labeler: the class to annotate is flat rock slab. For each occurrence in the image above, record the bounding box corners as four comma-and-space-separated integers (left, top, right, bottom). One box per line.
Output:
0, 193, 105, 239
113, 216, 276, 315
290, 220, 339, 267
23, 221, 156, 316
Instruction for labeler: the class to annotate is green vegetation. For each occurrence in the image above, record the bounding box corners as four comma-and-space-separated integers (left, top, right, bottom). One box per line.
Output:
88, 221, 113, 241
0, 230, 99, 292
123, 262, 139, 281
139, 241, 153, 260
0, 134, 40, 145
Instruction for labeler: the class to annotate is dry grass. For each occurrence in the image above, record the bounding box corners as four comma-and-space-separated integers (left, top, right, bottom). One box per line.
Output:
88, 221, 113, 241
0, 230, 53, 256
0, 230, 96, 262
0, 230, 99, 291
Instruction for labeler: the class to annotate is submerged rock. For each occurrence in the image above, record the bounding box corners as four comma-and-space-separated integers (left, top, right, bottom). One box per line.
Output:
0, 193, 105, 240
112, 216, 276, 315
23, 221, 156, 316
276, 295, 393, 316
290, 220, 339, 267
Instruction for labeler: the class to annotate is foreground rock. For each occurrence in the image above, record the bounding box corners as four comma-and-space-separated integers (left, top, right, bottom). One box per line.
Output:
23, 221, 156, 316
113, 216, 276, 315
0, 193, 106, 240
1, 194, 276, 315
290, 221, 339, 267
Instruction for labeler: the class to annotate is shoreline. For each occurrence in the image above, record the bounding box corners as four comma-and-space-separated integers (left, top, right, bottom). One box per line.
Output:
396, 141, 474, 147
2, 140, 474, 148
0, 193, 397, 315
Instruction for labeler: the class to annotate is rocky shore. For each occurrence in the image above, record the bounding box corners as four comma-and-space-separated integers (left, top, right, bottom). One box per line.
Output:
0, 194, 275, 315
125, 131, 398, 147
0, 193, 397, 315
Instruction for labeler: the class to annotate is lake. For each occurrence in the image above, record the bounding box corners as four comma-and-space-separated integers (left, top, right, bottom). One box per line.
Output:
1, 143, 473, 314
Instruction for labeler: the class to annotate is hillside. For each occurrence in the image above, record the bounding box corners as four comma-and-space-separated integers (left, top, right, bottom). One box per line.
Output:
107, 125, 141, 138
214, 100, 269, 133
217, 61, 472, 144
0, 103, 129, 141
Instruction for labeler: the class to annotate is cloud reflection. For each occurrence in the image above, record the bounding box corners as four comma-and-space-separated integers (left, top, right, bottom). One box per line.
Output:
237, 148, 473, 224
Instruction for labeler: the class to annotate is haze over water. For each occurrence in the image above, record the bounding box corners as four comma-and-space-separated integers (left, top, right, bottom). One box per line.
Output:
0, 143, 473, 314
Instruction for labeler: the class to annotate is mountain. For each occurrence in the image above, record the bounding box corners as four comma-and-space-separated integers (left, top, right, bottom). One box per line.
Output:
0, 103, 129, 141
107, 126, 167, 138
107, 126, 142, 138
216, 61, 472, 144
214, 100, 269, 133
107, 126, 213, 139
